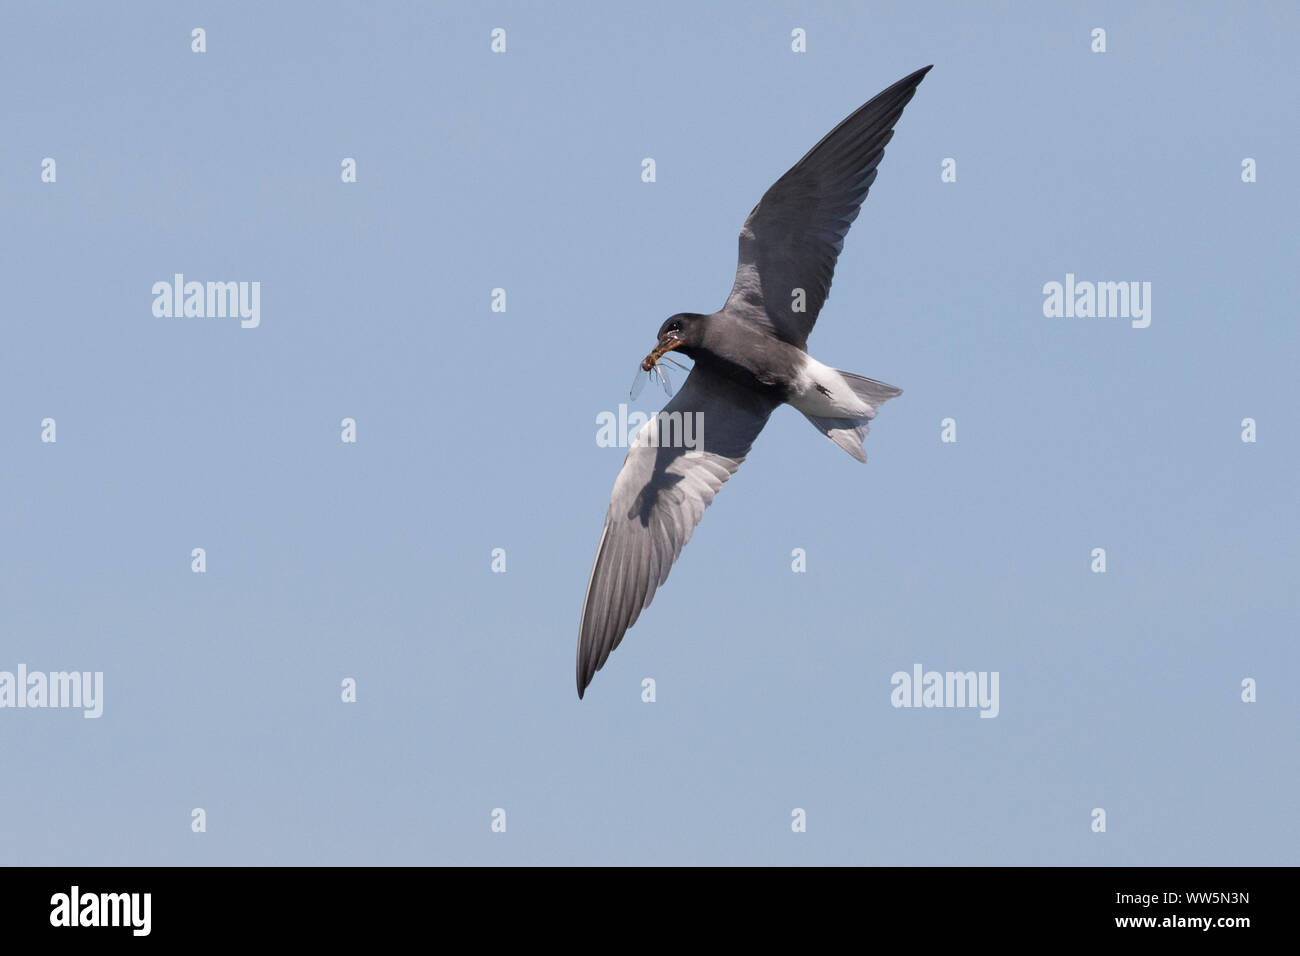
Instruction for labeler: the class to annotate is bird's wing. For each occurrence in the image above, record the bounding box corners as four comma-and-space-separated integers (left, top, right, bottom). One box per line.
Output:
577, 365, 779, 698
725, 65, 932, 349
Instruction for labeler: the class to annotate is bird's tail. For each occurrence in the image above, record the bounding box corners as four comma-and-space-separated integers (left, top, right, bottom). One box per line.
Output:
802, 371, 901, 463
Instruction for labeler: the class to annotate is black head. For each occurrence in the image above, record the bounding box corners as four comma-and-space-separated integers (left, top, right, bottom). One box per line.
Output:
653, 312, 705, 359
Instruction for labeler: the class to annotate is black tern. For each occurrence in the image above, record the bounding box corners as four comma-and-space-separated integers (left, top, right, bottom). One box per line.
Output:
578, 65, 932, 698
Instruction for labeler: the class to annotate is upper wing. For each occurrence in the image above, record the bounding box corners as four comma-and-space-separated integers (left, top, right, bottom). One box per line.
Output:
577, 365, 779, 698
725, 65, 932, 349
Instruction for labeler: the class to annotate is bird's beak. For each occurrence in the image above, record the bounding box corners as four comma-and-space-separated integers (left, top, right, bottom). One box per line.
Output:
642, 330, 682, 370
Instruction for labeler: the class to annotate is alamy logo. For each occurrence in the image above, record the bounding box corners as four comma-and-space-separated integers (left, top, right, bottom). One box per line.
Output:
596, 405, 704, 457
890, 663, 999, 718
152, 274, 261, 328
1042, 273, 1151, 328
50, 886, 150, 936
0, 665, 103, 718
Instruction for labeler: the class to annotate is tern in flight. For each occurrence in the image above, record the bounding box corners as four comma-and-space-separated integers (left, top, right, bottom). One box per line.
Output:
577, 65, 932, 698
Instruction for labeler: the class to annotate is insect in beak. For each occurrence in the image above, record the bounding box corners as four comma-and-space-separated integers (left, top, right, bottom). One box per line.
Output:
629, 334, 689, 400
641, 330, 682, 371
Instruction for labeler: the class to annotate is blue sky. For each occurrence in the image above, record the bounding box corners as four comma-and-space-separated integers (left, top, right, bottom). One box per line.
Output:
1, 0, 1296, 865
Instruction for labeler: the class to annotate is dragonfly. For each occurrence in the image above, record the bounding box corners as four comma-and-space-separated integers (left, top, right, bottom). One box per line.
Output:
629, 347, 690, 400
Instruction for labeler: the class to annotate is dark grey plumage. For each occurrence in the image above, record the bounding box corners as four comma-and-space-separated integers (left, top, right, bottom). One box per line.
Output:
578, 66, 932, 698
727, 65, 933, 348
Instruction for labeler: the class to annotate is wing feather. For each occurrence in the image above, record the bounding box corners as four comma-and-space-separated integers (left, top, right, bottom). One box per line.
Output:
577, 366, 779, 697
724, 66, 932, 347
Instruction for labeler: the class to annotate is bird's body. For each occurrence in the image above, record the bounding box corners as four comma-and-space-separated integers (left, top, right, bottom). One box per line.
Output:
675, 311, 884, 422
687, 310, 802, 396
578, 66, 933, 698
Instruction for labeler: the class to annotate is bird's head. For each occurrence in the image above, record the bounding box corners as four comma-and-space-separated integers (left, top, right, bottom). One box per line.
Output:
642, 313, 704, 369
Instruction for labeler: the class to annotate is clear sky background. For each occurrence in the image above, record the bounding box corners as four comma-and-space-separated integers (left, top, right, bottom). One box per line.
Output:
1, 1, 1296, 865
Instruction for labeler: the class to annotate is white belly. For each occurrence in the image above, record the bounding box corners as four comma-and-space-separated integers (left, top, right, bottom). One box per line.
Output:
787, 355, 874, 419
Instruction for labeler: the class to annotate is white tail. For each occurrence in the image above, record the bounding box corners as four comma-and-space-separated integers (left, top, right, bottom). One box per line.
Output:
801, 369, 901, 462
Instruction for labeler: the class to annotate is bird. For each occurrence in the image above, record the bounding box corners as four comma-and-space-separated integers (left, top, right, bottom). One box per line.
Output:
577, 65, 932, 698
